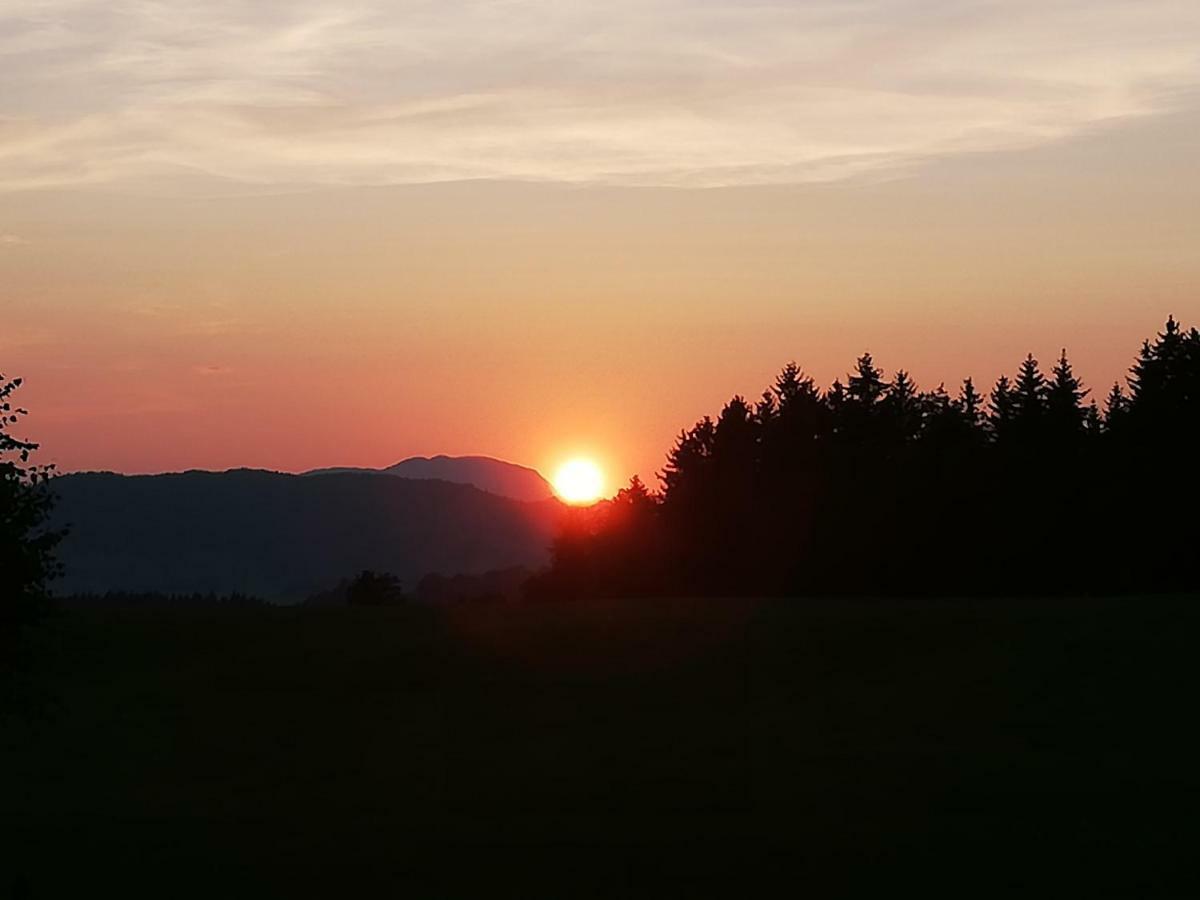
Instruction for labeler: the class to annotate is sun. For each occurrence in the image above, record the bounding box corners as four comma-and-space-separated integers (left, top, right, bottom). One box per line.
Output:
552, 458, 606, 505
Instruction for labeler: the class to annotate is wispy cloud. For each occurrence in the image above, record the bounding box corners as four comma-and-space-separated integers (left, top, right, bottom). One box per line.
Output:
0, 232, 29, 245
1, 0, 1198, 190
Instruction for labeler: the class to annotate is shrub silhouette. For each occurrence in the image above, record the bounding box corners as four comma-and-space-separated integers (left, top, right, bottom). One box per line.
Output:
346, 570, 407, 606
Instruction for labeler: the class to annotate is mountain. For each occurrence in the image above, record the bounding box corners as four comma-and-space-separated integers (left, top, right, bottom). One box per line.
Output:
303, 455, 555, 503
50, 469, 565, 601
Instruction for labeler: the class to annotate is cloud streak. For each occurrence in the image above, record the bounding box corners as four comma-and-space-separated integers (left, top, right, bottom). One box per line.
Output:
1, 0, 1198, 190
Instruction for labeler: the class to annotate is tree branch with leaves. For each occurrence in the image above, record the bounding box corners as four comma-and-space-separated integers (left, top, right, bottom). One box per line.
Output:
1, 374, 63, 629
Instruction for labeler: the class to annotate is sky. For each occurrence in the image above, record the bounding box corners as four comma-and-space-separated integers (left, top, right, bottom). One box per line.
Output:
3, 0, 1200, 488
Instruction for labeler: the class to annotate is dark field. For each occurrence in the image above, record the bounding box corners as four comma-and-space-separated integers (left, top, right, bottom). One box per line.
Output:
4, 596, 1199, 897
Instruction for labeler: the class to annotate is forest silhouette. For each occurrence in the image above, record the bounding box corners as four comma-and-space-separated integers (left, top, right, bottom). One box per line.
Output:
531, 317, 1199, 599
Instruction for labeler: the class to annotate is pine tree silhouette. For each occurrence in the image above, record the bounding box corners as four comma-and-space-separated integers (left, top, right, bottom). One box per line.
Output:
1010, 354, 1048, 443
661, 417, 715, 499
1046, 349, 1089, 439
847, 353, 887, 407
1104, 382, 1130, 430
1128, 316, 1200, 438
988, 375, 1016, 441
754, 390, 777, 429
884, 370, 922, 443
959, 377, 986, 430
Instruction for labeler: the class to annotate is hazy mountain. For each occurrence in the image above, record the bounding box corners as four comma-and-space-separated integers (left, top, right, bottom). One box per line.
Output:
51, 469, 564, 601
304, 455, 555, 502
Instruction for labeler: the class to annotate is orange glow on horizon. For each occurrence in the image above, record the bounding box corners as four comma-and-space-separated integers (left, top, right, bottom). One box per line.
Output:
5, 161, 1199, 484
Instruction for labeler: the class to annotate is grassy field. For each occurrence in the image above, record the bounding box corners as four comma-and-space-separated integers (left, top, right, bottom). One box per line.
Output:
4, 596, 1198, 897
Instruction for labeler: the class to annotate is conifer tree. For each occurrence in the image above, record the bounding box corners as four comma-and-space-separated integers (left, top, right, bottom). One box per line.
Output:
988, 375, 1015, 440
918, 384, 957, 444
826, 379, 848, 434
1104, 382, 1130, 431
1129, 316, 1186, 421
847, 353, 887, 407
754, 390, 777, 429
958, 377, 985, 430
1011, 354, 1048, 440
773, 364, 825, 444
840, 354, 888, 445
606, 476, 660, 543
712, 396, 758, 481
662, 426, 699, 488
661, 417, 715, 499
774, 364, 822, 415
617, 474, 655, 506
1046, 349, 1089, 437
773, 362, 807, 407
885, 370, 921, 442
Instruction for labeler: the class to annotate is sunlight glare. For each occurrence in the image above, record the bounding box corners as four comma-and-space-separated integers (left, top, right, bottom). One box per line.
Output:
553, 458, 606, 505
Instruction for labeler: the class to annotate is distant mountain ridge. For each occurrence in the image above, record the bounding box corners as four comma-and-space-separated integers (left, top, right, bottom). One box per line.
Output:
303, 455, 555, 502
51, 469, 564, 600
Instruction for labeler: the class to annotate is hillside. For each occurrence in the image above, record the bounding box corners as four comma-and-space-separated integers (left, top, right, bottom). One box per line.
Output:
50, 469, 564, 600
303, 455, 555, 502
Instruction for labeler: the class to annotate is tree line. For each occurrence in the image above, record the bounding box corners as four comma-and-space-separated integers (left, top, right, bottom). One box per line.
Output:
530, 317, 1200, 598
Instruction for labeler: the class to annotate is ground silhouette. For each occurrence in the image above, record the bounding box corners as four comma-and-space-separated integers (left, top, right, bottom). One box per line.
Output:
4, 596, 1197, 896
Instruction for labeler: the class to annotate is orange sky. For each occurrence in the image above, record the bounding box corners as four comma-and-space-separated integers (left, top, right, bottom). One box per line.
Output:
3, 2, 1199, 491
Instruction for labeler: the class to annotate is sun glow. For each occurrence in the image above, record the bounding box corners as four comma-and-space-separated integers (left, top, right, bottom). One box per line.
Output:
553, 458, 606, 505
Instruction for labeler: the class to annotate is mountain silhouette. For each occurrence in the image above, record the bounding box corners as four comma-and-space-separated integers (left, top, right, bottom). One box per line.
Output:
303, 454, 555, 502
51, 469, 564, 600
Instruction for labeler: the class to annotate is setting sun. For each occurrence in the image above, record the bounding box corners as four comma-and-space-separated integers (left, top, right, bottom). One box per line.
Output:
553, 458, 606, 505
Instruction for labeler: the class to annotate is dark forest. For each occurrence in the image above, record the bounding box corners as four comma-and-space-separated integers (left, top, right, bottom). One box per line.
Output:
533, 317, 1199, 599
